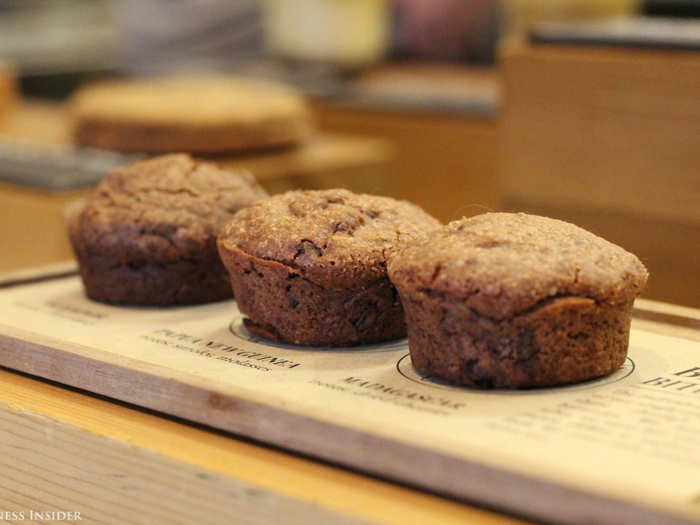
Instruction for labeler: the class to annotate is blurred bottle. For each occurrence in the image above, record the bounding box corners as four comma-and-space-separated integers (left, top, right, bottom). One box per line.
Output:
115, 0, 265, 73
262, 0, 390, 68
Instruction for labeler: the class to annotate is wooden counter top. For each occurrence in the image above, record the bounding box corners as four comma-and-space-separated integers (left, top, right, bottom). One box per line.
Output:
0, 365, 528, 525
333, 63, 500, 115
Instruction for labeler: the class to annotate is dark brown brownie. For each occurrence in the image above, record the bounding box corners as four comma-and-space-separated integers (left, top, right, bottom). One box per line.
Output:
387, 213, 649, 388
67, 154, 267, 305
217, 189, 441, 346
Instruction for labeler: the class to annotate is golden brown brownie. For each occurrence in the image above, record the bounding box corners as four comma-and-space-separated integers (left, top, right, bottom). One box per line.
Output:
69, 76, 312, 154
67, 154, 267, 305
388, 213, 648, 388
217, 189, 441, 346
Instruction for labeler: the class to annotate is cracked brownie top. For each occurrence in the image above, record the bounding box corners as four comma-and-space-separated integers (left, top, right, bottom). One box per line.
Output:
218, 189, 441, 289
388, 212, 648, 319
67, 154, 267, 263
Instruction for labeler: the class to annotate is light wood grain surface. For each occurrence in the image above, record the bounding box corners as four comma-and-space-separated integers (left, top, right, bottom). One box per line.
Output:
0, 362, 525, 525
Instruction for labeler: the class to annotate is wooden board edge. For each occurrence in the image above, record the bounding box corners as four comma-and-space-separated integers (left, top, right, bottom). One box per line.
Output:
634, 298, 700, 324
632, 299, 700, 341
0, 399, 372, 525
0, 328, 695, 525
0, 261, 77, 289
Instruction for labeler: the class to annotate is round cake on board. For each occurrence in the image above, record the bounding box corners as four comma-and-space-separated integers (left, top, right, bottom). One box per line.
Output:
67, 154, 267, 306
388, 212, 649, 388
217, 189, 441, 347
69, 75, 313, 154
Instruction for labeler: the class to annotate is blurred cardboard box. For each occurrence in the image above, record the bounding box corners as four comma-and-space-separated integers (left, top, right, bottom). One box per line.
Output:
0, 62, 17, 119
500, 42, 700, 307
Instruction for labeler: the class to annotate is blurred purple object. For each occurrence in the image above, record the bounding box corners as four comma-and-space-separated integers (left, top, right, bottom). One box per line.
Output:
392, 0, 499, 62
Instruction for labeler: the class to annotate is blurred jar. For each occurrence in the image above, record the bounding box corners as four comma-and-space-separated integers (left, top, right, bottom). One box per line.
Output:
263, 0, 390, 67
392, 0, 500, 63
503, 0, 639, 42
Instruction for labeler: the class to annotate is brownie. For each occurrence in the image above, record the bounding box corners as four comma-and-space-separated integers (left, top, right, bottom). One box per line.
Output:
66, 154, 267, 305
217, 189, 441, 346
387, 213, 649, 388
69, 76, 312, 154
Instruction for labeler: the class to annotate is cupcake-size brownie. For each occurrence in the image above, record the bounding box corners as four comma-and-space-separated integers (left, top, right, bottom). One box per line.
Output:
67, 154, 267, 305
217, 189, 441, 346
388, 213, 648, 388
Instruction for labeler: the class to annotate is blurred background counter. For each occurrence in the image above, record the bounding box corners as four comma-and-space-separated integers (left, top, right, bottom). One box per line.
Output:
501, 43, 700, 308
0, 99, 393, 272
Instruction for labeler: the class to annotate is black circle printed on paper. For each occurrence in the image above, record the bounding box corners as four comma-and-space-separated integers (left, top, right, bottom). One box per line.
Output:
396, 354, 636, 395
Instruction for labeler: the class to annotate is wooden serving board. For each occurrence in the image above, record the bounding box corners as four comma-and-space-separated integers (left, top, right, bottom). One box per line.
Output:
0, 268, 699, 525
